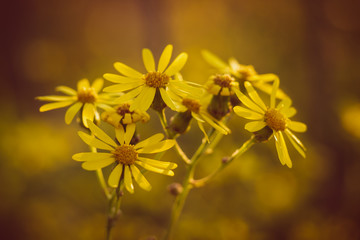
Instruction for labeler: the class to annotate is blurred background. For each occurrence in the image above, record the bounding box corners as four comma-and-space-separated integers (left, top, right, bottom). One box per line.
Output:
1, 0, 360, 239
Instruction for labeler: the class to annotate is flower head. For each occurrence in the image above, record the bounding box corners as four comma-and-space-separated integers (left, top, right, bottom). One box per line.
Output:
233, 80, 307, 168
205, 74, 239, 96
202, 50, 287, 99
103, 44, 203, 112
37, 78, 115, 127
73, 120, 177, 193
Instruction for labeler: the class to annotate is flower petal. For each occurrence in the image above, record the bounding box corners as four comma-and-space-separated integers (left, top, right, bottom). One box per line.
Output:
160, 88, 177, 111
124, 165, 134, 193
244, 121, 267, 132
137, 139, 175, 154
135, 133, 164, 149
158, 44, 173, 72
82, 103, 95, 128
65, 102, 83, 124
142, 48, 156, 72
201, 113, 229, 134
130, 86, 156, 112
103, 82, 144, 93
233, 106, 263, 120
37, 95, 76, 102
234, 88, 264, 114
87, 120, 117, 147
285, 129, 306, 158
103, 73, 141, 83
270, 78, 280, 108
77, 78, 90, 90
274, 131, 292, 168
78, 131, 114, 151
91, 78, 104, 93
247, 74, 279, 83
55, 86, 77, 95
39, 101, 74, 112
108, 164, 123, 188
287, 121, 307, 132
201, 50, 228, 70
124, 124, 136, 145
114, 62, 143, 78
170, 81, 204, 98
244, 82, 267, 111
135, 161, 174, 176
115, 125, 125, 144
72, 152, 114, 162
81, 158, 115, 170
165, 53, 188, 76
115, 86, 144, 103
197, 121, 209, 143
137, 157, 177, 169
191, 112, 205, 123
131, 165, 151, 191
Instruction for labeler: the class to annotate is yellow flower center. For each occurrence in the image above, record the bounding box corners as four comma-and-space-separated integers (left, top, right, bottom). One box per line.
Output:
144, 71, 170, 88
113, 145, 138, 165
182, 98, 201, 114
213, 74, 235, 88
116, 103, 131, 116
77, 87, 97, 103
264, 108, 287, 131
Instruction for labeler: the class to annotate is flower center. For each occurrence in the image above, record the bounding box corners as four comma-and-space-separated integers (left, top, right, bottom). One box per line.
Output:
213, 74, 235, 88
182, 98, 201, 114
264, 108, 287, 131
144, 71, 170, 88
112, 145, 138, 165
116, 103, 131, 116
77, 87, 97, 103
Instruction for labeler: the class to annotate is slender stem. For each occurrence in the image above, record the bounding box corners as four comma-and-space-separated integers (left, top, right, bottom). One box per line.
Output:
106, 180, 124, 240
192, 136, 256, 187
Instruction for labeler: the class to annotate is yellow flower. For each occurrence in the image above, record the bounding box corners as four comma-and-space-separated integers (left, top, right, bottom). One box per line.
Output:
233, 80, 306, 168
101, 102, 150, 129
72, 120, 177, 193
202, 50, 287, 99
37, 78, 114, 127
205, 74, 239, 96
103, 44, 202, 112
172, 96, 231, 141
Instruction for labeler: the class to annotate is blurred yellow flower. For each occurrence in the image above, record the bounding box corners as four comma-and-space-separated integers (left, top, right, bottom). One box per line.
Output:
233, 80, 306, 168
205, 74, 239, 96
37, 78, 114, 127
103, 44, 202, 112
73, 120, 177, 193
202, 50, 287, 99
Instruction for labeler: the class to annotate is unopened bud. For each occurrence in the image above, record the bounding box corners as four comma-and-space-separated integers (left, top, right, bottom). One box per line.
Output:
168, 111, 192, 137
151, 89, 167, 113
167, 182, 183, 196
207, 95, 231, 120
222, 156, 230, 163
253, 126, 273, 142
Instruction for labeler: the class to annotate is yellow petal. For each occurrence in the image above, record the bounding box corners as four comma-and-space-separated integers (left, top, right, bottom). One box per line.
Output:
170, 81, 204, 98
244, 121, 267, 132
37, 95, 75, 101
131, 165, 151, 191
282, 107, 297, 118
78, 131, 114, 151
201, 113, 229, 134
81, 158, 115, 170
115, 86, 144, 103
158, 44, 173, 72
165, 53, 188, 76
115, 125, 125, 144
91, 78, 104, 93
274, 131, 292, 168
114, 62, 143, 78
124, 165, 134, 193
65, 102, 83, 124
233, 88, 264, 114
287, 121, 307, 132
160, 88, 177, 111
103, 82, 144, 93
103, 73, 141, 83
270, 78, 280, 108
137, 139, 175, 154
135, 161, 174, 176
72, 152, 114, 162
247, 74, 279, 83
137, 157, 177, 169
82, 103, 95, 128
124, 124, 136, 145
87, 120, 117, 147
39, 101, 74, 112
135, 133, 164, 149
142, 48, 156, 72
130, 86, 156, 112
77, 78, 90, 90
201, 50, 228, 70
284, 129, 306, 158
191, 112, 205, 123
233, 106, 263, 120
55, 86, 77, 95
108, 164, 123, 188
244, 82, 267, 111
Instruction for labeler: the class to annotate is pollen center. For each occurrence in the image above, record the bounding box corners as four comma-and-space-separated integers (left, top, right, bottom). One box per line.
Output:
213, 74, 235, 88
116, 103, 131, 116
144, 71, 170, 88
264, 108, 286, 131
182, 98, 201, 113
113, 145, 138, 165
77, 87, 97, 103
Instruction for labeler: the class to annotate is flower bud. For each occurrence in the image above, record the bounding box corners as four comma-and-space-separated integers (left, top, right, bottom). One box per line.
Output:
253, 126, 273, 142
207, 95, 231, 120
168, 111, 192, 137
167, 182, 183, 196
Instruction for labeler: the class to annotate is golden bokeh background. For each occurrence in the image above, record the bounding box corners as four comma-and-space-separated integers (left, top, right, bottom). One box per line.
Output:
1, 0, 360, 239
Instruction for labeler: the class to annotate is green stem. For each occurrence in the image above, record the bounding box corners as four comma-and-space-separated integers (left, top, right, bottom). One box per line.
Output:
106, 180, 124, 240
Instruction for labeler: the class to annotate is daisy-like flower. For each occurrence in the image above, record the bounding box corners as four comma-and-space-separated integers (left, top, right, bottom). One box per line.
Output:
202, 50, 287, 99
103, 44, 203, 112
233, 80, 307, 168
101, 102, 150, 129
170, 96, 231, 141
73, 120, 177, 193
37, 78, 115, 127
205, 74, 239, 96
